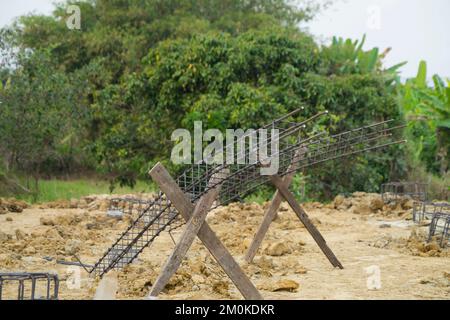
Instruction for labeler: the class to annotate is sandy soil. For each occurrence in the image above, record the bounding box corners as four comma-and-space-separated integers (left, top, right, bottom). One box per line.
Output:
0, 193, 448, 300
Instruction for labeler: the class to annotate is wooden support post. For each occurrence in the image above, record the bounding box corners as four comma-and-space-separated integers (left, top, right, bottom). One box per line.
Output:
149, 163, 262, 300
269, 174, 344, 269
149, 169, 227, 297
245, 148, 305, 263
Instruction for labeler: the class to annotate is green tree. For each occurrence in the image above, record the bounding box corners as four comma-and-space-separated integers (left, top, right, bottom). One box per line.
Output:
0, 48, 92, 188
92, 30, 404, 197
2, 0, 328, 188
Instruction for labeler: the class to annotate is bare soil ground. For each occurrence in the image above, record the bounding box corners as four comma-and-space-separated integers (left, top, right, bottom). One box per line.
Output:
0, 193, 448, 300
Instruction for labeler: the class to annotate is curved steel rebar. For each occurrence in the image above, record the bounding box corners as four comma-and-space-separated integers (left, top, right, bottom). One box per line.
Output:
90, 110, 405, 276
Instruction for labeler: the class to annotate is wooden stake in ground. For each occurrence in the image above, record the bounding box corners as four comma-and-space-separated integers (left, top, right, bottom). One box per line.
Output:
245, 144, 343, 269
269, 174, 343, 269
149, 168, 227, 297
148, 163, 262, 300
245, 148, 304, 263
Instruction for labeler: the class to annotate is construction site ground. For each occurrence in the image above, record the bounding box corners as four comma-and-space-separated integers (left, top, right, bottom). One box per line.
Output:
0, 193, 448, 300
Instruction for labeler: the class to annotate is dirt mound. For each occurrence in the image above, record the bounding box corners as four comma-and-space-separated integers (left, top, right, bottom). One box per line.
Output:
208, 202, 265, 255
0, 231, 11, 242
332, 192, 413, 218
264, 241, 292, 257
0, 211, 125, 270
116, 249, 240, 299
370, 229, 449, 258
35, 193, 156, 212
405, 230, 449, 257
117, 263, 158, 298
35, 198, 77, 210
420, 272, 450, 292
0, 198, 29, 213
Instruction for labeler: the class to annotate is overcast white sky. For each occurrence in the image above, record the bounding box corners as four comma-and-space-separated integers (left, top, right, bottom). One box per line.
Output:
305, 0, 450, 79
0, 0, 449, 78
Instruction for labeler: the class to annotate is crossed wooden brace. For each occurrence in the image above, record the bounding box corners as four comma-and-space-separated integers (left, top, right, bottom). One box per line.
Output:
245, 149, 344, 269
148, 157, 343, 300
148, 163, 262, 300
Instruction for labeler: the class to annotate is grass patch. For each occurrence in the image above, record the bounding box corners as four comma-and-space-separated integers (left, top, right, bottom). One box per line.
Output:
15, 179, 155, 204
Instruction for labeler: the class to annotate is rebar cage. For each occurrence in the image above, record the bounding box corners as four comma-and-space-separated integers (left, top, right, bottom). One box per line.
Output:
413, 202, 450, 224
381, 182, 428, 203
90, 109, 406, 276
429, 213, 450, 248
0, 273, 59, 300
412, 201, 450, 248
108, 197, 154, 218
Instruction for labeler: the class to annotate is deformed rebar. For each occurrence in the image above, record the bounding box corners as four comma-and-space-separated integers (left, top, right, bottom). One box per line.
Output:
429, 213, 450, 248
90, 109, 310, 275
381, 182, 428, 203
90, 109, 405, 276
0, 273, 59, 300
413, 201, 450, 224
412, 201, 450, 248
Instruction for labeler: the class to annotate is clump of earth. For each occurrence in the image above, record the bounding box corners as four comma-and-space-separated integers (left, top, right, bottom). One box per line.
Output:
331, 192, 414, 218
0, 193, 448, 300
0, 198, 29, 214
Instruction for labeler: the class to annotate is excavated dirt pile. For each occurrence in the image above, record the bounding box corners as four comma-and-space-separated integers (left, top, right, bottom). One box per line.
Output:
0, 198, 29, 214
37, 193, 156, 211
331, 192, 414, 218
369, 229, 450, 258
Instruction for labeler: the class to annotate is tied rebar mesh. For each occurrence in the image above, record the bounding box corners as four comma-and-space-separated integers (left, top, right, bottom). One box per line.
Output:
108, 197, 154, 218
0, 273, 59, 300
413, 202, 450, 224
381, 182, 428, 203
412, 201, 450, 248
91, 109, 405, 276
429, 213, 450, 248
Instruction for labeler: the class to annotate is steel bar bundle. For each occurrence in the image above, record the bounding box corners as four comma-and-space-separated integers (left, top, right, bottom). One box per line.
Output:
90, 109, 405, 277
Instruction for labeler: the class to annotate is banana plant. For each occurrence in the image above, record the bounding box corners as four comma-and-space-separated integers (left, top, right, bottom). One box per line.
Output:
402, 61, 450, 128
400, 60, 450, 175
322, 35, 406, 83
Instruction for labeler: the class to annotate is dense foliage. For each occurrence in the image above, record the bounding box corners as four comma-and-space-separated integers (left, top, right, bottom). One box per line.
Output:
0, 0, 321, 180
92, 30, 405, 197
399, 61, 450, 176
